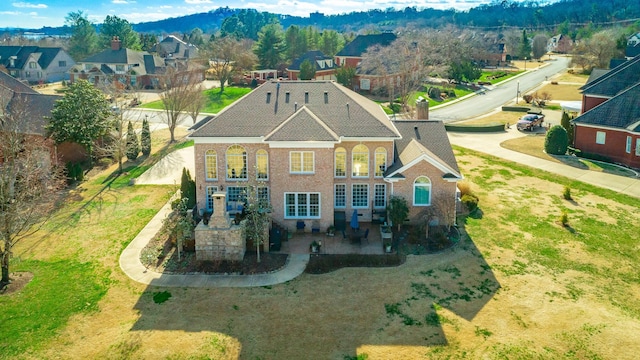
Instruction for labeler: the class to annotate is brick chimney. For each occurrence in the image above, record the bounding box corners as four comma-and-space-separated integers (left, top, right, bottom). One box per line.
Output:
111, 36, 121, 51
208, 191, 231, 229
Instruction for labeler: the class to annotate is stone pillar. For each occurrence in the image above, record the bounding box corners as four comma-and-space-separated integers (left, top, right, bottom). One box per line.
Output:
208, 191, 230, 229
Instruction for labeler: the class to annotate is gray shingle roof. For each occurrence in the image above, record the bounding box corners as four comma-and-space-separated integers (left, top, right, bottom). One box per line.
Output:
336, 33, 397, 57
580, 55, 640, 97
1, 72, 60, 135
80, 48, 164, 75
0, 46, 65, 70
191, 80, 400, 139
287, 50, 336, 71
0, 70, 37, 93
264, 106, 339, 141
387, 120, 461, 177
573, 82, 640, 131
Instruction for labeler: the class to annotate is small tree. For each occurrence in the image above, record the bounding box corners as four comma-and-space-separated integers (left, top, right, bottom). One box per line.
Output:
560, 111, 574, 146
387, 195, 409, 231
299, 59, 316, 80
545, 125, 569, 155
336, 66, 356, 88
180, 168, 196, 209
141, 117, 151, 156
243, 183, 272, 263
125, 121, 140, 161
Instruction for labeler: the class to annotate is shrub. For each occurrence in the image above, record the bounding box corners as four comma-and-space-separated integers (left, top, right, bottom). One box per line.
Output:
461, 194, 479, 213
559, 210, 569, 226
141, 118, 151, 156
523, 94, 533, 103
545, 125, 569, 155
180, 168, 196, 209
389, 103, 402, 113
126, 121, 140, 161
457, 181, 473, 197
428, 86, 440, 99
563, 186, 572, 200
97, 158, 112, 169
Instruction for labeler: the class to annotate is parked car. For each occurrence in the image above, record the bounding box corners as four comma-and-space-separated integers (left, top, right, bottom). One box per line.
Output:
516, 113, 545, 131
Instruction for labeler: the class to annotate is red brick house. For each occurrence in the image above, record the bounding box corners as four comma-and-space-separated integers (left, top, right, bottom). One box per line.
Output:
573, 55, 640, 169
0, 71, 86, 164
286, 51, 337, 80
334, 33, 397, 92
189, 80, 462, 235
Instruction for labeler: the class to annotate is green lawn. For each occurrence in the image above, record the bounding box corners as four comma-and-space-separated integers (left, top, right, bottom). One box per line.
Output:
478, 70, 523, 84
410, 84, 474, 108
140, 86, 252, 114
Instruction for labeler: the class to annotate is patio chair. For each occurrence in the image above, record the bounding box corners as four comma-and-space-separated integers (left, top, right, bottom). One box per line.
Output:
362, 228, 369, 244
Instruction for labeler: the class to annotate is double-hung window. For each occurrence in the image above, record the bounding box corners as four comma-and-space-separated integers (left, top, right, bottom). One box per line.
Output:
205, 150, 217, 180
596, 131, 606, 145
256, 150, 269, 180
290, 151, 314, 174
626, 136, 632, 154
334, 147, 346, 177
374, 184, 386, 208
352, 144, 369, 177
206, 186, 218, 211
285, 193, 320, 218
375, 147, 386, 177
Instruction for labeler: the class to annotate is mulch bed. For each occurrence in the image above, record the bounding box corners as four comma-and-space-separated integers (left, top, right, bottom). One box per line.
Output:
304, 254, 405, 274
0, 272, 34, 296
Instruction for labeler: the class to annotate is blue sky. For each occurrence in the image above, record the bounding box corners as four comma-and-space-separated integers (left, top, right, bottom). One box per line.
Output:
1, 0, 506, 29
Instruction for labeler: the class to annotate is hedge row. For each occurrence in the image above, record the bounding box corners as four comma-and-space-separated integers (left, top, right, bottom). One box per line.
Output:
502, 106, 531, 112
445, 123, 506, 132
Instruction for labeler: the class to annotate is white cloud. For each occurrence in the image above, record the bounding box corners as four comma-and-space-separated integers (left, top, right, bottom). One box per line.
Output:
12, 2, 47, 8
185, 0, 213, 4
112, 0, 137, 4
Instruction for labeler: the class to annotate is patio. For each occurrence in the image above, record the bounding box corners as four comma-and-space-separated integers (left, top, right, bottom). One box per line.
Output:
271, 223, 388, 255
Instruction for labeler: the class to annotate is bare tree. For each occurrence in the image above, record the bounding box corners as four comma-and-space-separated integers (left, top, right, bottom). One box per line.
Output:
96, 84, 136, 173
532, 34, 549, 60
203, 37, 256, 92
572, 29, 621, 71
1, 95, 64, 286
186, 84, 206, 124
159, 68, 203, 142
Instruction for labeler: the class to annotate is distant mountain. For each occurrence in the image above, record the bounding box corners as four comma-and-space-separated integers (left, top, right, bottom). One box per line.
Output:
8, 0, 640, 36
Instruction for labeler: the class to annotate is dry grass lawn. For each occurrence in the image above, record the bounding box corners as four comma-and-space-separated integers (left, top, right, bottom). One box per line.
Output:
7, 140, 640, 359
459, 111, 523, 126
530, 83, 583, 101
554, 72, 589, 84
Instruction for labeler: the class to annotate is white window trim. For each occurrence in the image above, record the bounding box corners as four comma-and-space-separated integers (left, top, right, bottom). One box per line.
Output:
226, 145, 248, 180
375, 147, 387, 178
636, 139, 640, 156
205, 186, 218, 211
626, 136, 632, 154
284, 192, 321, 219
352, 145, 370, 178
205, 150, 217, 181
334, 184, 346, 209
374, 183, 387, 209
289, 151, 315, 174
595, 131, 606, 145
334, 148, 347, 178
351, 183, 369, 209
413, 176, 432, 206
256, 150, 269, 180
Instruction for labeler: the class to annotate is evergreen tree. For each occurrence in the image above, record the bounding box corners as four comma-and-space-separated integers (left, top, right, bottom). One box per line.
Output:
126, 121, 140, 161
141, 117, 151, 156
519, 29, 532, 59
180, 168, 196, 209
336, 66, 356, 88
545, 125, 569, 155
560, 111, 574, 146
253, 23, 285, 69
299, 59, 316, 80
65, 11, 99, 60
100, 15, 141, 50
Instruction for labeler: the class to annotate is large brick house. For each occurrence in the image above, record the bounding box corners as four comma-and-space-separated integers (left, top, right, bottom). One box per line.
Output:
286, 50, 336, 80
573, 55, 640, 169
334, 33, 397, 92
0, 71, 86, 164
0, 46, 75, 83
189, 80, 462, 233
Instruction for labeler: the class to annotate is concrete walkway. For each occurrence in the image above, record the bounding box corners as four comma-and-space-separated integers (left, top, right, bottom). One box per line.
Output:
119, 197, 310, 288
448, 128, 640, 198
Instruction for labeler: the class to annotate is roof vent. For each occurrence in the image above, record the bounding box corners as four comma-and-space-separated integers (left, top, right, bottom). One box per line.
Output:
285, 92, 290, 103
414, 126, 421, 140
324, 91, 328, 104
304, 92, 309, 103
266, 92, 271, 103
294, 102, 298, 112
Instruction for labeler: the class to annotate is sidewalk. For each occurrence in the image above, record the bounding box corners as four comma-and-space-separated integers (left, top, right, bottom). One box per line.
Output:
119, 196, 310, 288
448, 128, 640, 198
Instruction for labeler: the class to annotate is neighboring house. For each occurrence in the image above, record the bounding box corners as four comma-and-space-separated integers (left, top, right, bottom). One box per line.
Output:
69, 37, 166, 89
189, 80, 462, 234
153, 35, 198, 60
69, 37, 204, 89
0, 71, 85, 163
335, 33, 397, 92
573, 55, 640, 169
287, 50, 337, 80
0, 46, 75, 83
547, 34, 573, 54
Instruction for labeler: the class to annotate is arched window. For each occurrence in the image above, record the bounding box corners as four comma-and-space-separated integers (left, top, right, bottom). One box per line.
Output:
226, 145, 247, 180
351, 144, 369, 177
256, 149, 268, 180
413, 176, 431, 206
205, 150, 217, 180
334, 147, 346, 177
375, 147, 386, 177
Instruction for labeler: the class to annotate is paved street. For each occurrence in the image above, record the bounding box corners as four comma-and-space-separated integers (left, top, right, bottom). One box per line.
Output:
431, 56, 571, 122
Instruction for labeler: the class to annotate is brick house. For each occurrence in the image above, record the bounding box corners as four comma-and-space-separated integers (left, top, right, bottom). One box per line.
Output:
0, 71, 86, 164
0, 46, 75, 83
286, 50, 337, 80
189, 80, 462, 234
573, 55, 640, 169
334, 33, 397, 92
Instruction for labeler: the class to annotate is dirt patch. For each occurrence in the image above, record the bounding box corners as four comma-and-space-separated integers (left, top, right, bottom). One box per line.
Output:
0, 272, 34, 295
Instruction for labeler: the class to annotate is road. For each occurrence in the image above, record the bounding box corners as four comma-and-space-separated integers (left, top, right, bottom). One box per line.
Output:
431, 56, 571, 122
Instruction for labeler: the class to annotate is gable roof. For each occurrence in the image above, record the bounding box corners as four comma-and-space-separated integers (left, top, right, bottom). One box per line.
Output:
287, 50, 336, 71
585, 68, 609, 86
0, 46, 66, 70
190, 80, 400, 140
573, 82, 640, 132
580, 55, 640, 97
336, 33, 397, 57
386, 120, 461, 179
0, 71, 60, 135
155, 35, 198, 59
627, 43, 640, 59
79, 48, 164, 75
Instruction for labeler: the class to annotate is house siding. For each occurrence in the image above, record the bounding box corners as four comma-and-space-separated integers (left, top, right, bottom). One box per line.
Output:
574, 125, 640, 169
582, 95, 608, 113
